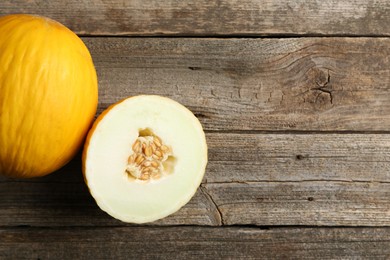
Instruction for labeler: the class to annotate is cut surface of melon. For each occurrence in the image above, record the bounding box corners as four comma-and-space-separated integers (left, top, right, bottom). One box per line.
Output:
83, 95, 208, 223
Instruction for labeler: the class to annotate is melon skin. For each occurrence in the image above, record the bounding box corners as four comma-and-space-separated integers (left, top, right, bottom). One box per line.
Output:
0, 14, 98, 178
83, 95, 208, 224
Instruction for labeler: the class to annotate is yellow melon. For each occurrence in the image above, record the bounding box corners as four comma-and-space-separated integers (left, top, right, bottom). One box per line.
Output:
0, 14, 98, 178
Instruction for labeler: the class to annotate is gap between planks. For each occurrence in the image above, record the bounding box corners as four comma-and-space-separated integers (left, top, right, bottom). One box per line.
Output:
76, 34, 390, 38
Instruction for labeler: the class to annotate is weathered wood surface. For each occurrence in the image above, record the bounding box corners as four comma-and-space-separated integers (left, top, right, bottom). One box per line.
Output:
2, 227, 390, 259
84, 37, 390, 131
0, 170, 220, 227
2, 133, 390, 227
2, 2, 390, 258
1, 1, 390, 36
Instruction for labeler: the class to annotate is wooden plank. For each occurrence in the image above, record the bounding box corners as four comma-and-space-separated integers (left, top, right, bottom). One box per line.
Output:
0, 163, 220, 227
1, 1, 390, 36
203, 181, 390, 226
1, 226, 390, 259
84, 37, 390, 131
1, 133, 390, 227
206, 133, 390, 183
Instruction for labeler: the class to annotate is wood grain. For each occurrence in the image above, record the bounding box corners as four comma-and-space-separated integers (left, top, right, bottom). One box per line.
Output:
206, 133, 390, 183
1, 226, 390, 259
2, 1, 390, 258
204, 181, 390, 226
1, 1, 390, 36
84, 37, 390, 131
0, 164, 220, 227
1, 133, 390, 227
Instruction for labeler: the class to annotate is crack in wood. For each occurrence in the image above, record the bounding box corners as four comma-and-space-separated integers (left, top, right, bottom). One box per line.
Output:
200, 185, 224, 226
312, 69, 333, 105
188, 66, 201, 70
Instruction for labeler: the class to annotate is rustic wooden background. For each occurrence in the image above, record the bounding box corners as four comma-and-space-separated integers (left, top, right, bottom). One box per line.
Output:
2, 1, 390, 259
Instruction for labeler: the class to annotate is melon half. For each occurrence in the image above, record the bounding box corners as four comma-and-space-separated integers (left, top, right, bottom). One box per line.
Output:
83, 95, 208, 223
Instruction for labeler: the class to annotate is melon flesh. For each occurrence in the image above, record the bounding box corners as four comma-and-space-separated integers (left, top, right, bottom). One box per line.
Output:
83, 95, 208, 223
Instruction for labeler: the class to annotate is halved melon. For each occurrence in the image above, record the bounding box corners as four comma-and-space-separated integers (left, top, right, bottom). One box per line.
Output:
83, 95, 208, 223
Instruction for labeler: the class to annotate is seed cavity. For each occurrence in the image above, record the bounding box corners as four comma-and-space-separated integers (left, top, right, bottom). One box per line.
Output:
125, 128, 175, 182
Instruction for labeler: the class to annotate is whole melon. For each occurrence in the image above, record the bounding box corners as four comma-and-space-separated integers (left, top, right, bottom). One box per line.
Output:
0, 14, 98, 178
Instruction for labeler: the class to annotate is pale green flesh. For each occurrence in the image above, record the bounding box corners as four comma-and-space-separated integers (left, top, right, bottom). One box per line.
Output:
84, 95, 208, 223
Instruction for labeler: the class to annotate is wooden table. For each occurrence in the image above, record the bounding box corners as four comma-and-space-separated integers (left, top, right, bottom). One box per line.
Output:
2, 1, 390, 259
